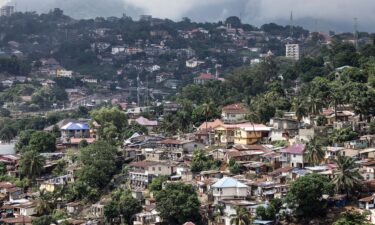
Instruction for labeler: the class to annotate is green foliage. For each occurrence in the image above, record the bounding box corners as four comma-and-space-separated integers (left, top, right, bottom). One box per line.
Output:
19, 150, 45, 180
0, 108, 11, 117
15, 129, 35, 152
32, 215, 55, 225
272, 140, 287, 148
123, 123, 148, 139
285, 173, 333, 219
90, 107, 128, 144
51, 125, 61, 139
316, 115, 327, 126
149, 176, 168, 193
333, 211, 372, 225
370, 121, 375, 134
0, 56, 31, 75
0, 162, 7, 175
256, 198, 282, 220
65, 181, 100, 203
0, 125, 16, 143
78, 141, 118, 189
78, 139, 88, 148
51, 159, 66, 176
333, 155, 362, 195
28, 131, 56, 152
31, 86, 68, 110
304, 137, 325, 166
228, 158, 241, 174
230, 206, 252, 225
190, 149, 219, 173
155, 182, 201, 225
329, 127, 358, 144
104, 189, 142, 225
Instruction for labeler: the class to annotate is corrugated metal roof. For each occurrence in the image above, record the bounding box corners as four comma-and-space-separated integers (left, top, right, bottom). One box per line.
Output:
212, 177, 248, 188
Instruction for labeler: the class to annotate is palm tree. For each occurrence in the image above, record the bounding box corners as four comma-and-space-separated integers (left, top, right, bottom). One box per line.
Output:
292, 98, 308, 126
212, 204, 225, 225
35, 190, 54, 215
333, 155, 363, 196
328, 81, 344, 121
230, 206, 252, 225
19, 150, 45, 180
304, 138, 325, 165
307, 93, 322, 116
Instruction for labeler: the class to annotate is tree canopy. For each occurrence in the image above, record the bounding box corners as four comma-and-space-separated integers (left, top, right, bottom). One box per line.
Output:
155, 182, 201, 225
285, 173, 333, 219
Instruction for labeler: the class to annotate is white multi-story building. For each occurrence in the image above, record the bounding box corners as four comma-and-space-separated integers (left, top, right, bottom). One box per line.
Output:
285, 44, 300, 60
56, 69, 73, 78
1, 6, 14, 17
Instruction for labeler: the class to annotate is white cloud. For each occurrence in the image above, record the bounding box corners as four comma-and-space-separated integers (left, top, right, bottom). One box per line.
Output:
1, 0, 375, 31
122, 0, 229, 20
244, 0, 375, 24
0, 0, 10, 7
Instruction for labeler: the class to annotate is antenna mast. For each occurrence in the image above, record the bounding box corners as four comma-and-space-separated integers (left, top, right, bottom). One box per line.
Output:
354, 17, 359, 51
137, 72, 140, 107
290, 11, 294, 37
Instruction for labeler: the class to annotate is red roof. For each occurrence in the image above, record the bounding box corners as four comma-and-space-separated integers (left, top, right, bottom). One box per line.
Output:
128, 161, 158, 168
279, 143, 305, 155
223, 103, 246, 110
0, 182, 15, 189
193, 73, 215, 80
158, 139, 182, 145
198, 119, 223, 130
359, 195, 375, 202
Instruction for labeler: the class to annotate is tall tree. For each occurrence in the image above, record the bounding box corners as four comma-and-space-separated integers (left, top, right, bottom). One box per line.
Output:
292, 97, 308, 125
285, 173, 333, 219
155, 182, 201, 225
28, 131, 56, 153
304, 137, 325, 165
78, 141, 118, 189
230, 206, 252, 225
333, 155, 362, 196
0, 125, 16, 143
35, 190, 54, 215
333, 210, 372, 225
19, 150, 45, 180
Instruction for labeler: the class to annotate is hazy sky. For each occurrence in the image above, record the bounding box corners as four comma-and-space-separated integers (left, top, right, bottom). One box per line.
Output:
1, 0, 374, 32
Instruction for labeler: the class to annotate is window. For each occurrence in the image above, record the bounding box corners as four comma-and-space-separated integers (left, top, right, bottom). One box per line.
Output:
158, 167, 161, 171
293, 154, 296, 158
152, 167, 155, 171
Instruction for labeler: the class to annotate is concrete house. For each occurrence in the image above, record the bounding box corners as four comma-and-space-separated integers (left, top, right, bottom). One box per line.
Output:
221, 103, 247, 123
269, 118, 299, 141
278, 144, 305, 168
130, 116, 158, 133
359, 194, 375, 210
128, 161, 175, 189
60, 122, 90, 139
211, 177, 249, 203
193, 73, 217, 85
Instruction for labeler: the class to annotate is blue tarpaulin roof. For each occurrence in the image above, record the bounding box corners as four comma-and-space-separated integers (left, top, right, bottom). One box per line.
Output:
61, 122, 89, 130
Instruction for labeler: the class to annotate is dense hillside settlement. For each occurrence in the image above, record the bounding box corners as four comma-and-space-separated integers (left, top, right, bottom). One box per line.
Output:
0, 7, 375, 225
